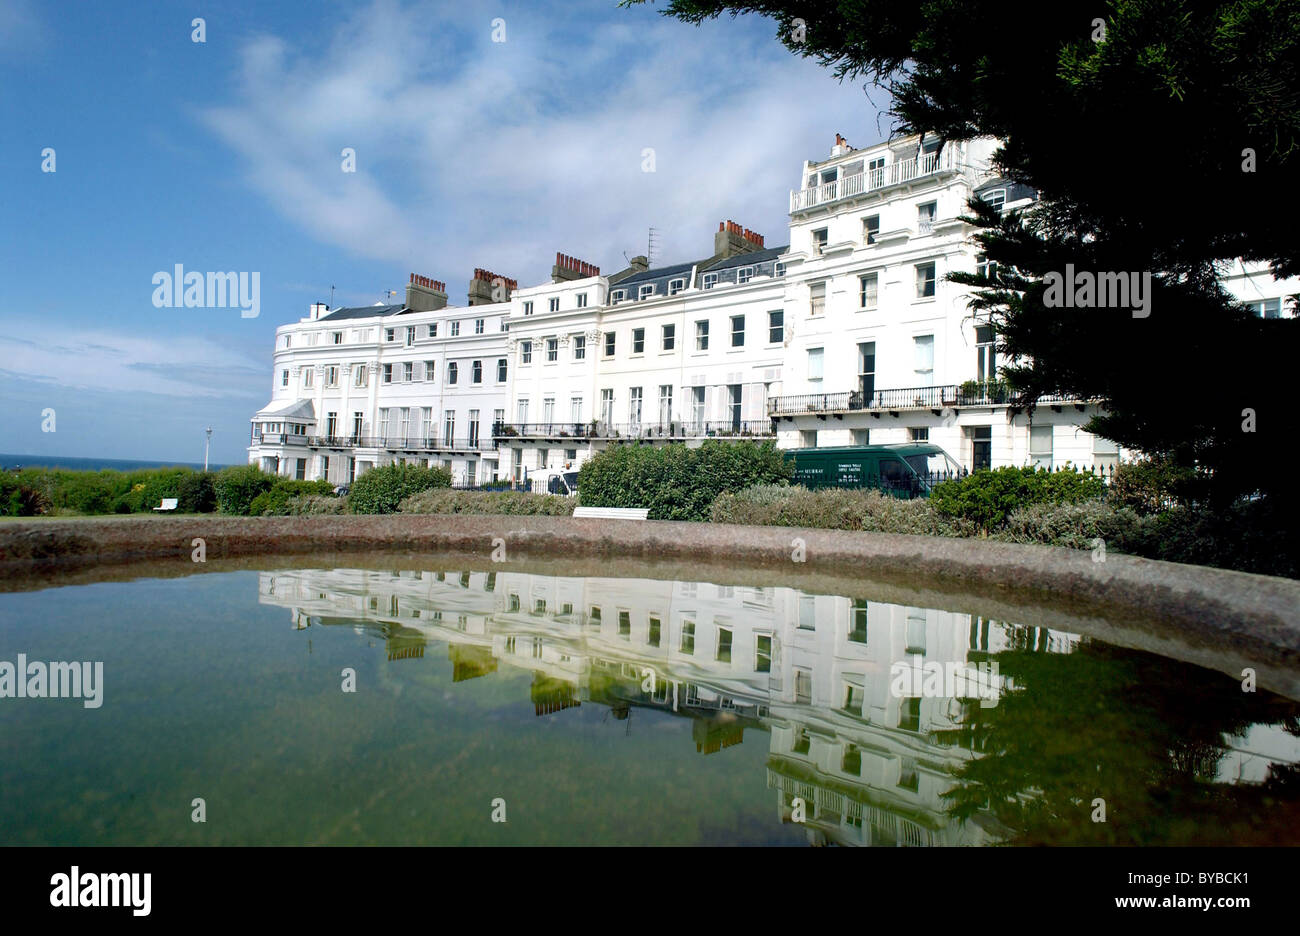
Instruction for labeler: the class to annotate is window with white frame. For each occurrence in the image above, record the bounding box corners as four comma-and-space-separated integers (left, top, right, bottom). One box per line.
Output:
695, 320, 709, 350
808, 347, 824, 381
523, 300, 534, 316
520, 340, 532, 364
406, 326, 415, 346
917, 201, 936, 234
600, 389, 614, 424
628, 387, 643, 426
303, 368, 314, 388
472, 360, 483, 383
864, 214, 880, 245
573, 334, 586, 360
428, 323, 438, 338
475, 318, 484, 334
702, 272, 718, 290
610, 290, 625, 305
768, 310, 783, 343
546, 338, 558, 362
496, 358, 507, 382
604, 332, 615, 356
662, 324, 675, 351
385, 328, 395, 342
916, 262, 937, 299
381, 364, 391, 384
859, 272, 878, 309
425, 360, 436, 381
639, 284, 655, 300
913, 334, 934, 380
774, 261, 786, 277
450, 320, 460, 336
332, 331, 343, 345
669, 278, 685, 295
576, 292, 587, 308
402, 361, 413, 382
549, 297, 559, 312
658, 385, 672, 424
737, 266, 754, 284
447, 361, 458, 384
730, 314, 745, 347
1029, 424, 1054, 470
813, 228, 828, 255
976, 325, 997, 383
810, 282, 826, 317
981, 188, 1007, 213
632, 328, 645, 354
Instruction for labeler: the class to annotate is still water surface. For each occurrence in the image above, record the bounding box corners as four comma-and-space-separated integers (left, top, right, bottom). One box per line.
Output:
1, 565, 1297, 846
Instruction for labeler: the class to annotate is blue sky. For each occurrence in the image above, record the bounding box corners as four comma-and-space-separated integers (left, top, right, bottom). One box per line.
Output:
0, 0, 881, 465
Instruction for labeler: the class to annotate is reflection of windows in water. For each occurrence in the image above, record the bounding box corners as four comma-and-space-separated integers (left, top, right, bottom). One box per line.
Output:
686, 684, 701, 705
905, 608, 927, 654
561, 603, 573, 616
720, 697, 736, 710
532, 638, 543, 659
648, 616, 661, 647
431, 611, 442, 622
792, 728, 811, 755
717, 585, 734, 598
459, 572, 470, 588
389, 596, 399, 615
533, 599, 546, 615
435, 572, 445, 581
484, 572, 496, 592
843, 683, 864, 716
681, 620, 696, 654
798, 596, 816, 630
755, 635, 772, 673
849, 600, 868, 644
589, 606, 601, 622
618, 610, 631, 638
842, 744, 862, 776
506, 637, 516, 654
795, 669, 812, 703
899, 697, 922, 732
457, 614, 467, 630
680, 582, 697, 598
898, 757, 919, 791
716, 628, 732, 663
509, 594, 521, 612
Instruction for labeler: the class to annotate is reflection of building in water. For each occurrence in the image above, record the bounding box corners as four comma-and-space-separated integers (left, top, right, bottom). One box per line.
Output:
259, 568, 1083, 846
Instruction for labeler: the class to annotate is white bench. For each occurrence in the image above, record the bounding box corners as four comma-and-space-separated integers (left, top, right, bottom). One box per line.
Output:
572, 506, 649, 520
153, 498, 179, 512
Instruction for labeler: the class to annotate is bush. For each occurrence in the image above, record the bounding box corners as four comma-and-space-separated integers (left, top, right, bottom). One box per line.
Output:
578, 440, 793, 521
997, 499, 1148, 551
285, 494, 349, 515
399, 488, 576, 516
711, 484, 969, 535
348, 463, 451, 514
176, 472, 217, 513
929, 466, 1106, 533
1107, 457, 1205, 514
248, 479, 337, 516
213, 465, 276, 515
0, 474, 50, 516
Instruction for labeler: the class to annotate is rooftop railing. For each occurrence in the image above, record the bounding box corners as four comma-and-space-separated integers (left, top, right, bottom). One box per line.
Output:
790, 148, 957, 213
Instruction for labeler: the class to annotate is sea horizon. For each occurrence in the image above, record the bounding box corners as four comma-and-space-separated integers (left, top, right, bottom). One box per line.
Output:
0, 452, 235, 473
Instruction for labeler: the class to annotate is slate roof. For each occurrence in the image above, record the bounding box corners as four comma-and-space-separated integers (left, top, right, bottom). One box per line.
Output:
253, 399, 316, 421
316, 303, 406, 322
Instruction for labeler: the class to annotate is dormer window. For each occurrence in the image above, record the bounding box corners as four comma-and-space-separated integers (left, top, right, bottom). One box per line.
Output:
610, 290, 625, 305
668, 278, 685, 295
737, 266, 754, 285
774, 262, 786, 278
639, 284, 655, 300
702, 272, 718, 290
981, 189, 1007, 213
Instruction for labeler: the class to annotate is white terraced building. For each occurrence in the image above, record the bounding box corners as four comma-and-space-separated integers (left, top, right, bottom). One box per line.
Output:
251, 132, 1297, 484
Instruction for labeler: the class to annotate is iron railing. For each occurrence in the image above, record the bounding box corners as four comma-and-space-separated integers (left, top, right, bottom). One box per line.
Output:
768, 382, 1101, 417
492, 420, 774, 440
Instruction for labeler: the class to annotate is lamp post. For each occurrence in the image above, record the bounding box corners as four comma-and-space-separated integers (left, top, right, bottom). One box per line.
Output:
204, 426, 213, 472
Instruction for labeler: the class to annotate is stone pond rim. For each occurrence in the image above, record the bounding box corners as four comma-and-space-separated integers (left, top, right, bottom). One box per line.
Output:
1, 514, 1297, 697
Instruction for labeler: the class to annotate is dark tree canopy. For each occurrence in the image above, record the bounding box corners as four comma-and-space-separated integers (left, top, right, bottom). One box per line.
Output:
629, 0, 1300, 503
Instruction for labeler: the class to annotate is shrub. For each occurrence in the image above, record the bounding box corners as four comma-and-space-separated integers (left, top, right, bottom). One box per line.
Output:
929, 466, 1106, 533
711, 484, 968, 535
285, 494, 349, 515
997, 500, 1148, 551
176, 471, 217, 513
1107, 456, 1205, 514
248, 479, 337, 516
578, 440, 793, 521
0, 475, 50, 516
399, 488, 575, 516
213, 465, 276, 515
348, 463, 452, 514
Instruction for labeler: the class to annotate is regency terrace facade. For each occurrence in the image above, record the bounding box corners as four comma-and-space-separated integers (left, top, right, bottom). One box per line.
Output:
249, 132, 1299, 486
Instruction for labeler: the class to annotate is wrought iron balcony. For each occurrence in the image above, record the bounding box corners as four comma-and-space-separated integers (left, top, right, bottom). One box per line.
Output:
492, 420, 775, 440
768, 382, 1101, 418
304, 435, 495, 451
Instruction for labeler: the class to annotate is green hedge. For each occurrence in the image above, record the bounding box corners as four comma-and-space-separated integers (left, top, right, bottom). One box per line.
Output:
929, 466, 1106, 533
711, 484, 967, 535
577, 440, 793, 521
399, 488, 575, 516
213, 465, 276, 515
348, 463, 452, 514
248, 480, 336, 516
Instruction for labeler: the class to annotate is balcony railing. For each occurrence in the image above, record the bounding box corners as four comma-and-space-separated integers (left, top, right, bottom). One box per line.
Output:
251, 433, 310, 446
301, 435, 495, 451
493, 420, 775, 440
790, 148, 957, 213
768, 382, 1092, 417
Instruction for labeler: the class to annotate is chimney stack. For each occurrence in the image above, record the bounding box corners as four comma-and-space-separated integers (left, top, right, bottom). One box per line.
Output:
714, 219, 766, 259
406, 273, 448, 312
831, 133, 851, 157
551, 252, 601, 283
309, 303, 329, 321
468, 268, 518, 306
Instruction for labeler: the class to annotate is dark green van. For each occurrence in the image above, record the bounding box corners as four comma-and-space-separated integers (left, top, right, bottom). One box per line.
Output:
788, 444, 965, 497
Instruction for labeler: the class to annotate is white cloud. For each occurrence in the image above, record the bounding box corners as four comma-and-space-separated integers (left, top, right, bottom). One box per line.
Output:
199, 0, 882, 286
